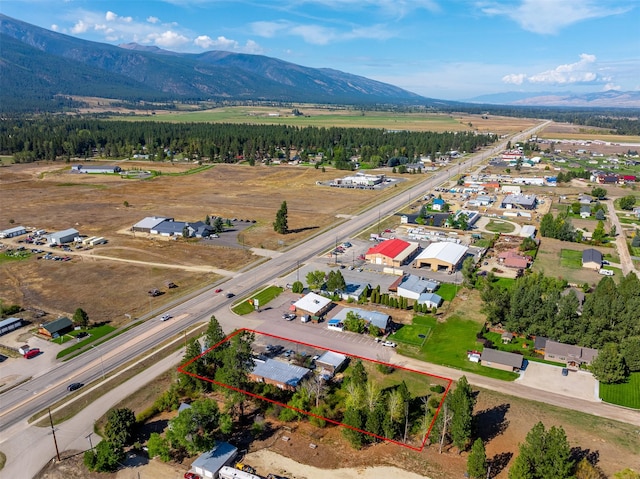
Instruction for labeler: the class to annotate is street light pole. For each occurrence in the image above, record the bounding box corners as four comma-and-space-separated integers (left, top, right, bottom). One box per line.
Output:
92, 345, 105, 379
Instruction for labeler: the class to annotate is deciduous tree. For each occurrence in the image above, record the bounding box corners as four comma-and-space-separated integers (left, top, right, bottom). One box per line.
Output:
73, 307, 89, 328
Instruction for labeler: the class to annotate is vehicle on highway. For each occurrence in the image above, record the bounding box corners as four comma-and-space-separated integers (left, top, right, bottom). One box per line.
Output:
214, 288, 223, 293
24, 348, 41, 359
225, 292, 235, 298
160, 314, 172, 321
66, 382, 84, 392
382, 341, 397, 348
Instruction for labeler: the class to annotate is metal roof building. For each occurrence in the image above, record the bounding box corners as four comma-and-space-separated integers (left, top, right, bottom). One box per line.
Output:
417, 292, 443, 309
293, 292, 333, 317
132, 216, 171, 233
331, 307, 391, 332
414, 242, 468, 272
190, 442, 238, 479
46, 228, 80, 245
0, 226, 27, 238
397, 275, 437, 300
38, 317, 73, 338
519, 225, 537, 238
316, 351, 348, 373
365, 239, 420, 267
250, 358, 311, 391
0, 317, 23, 336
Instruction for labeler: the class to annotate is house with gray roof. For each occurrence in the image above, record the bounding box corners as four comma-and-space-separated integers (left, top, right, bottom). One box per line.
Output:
480, 349, 523, 372
38, 317, 73, 338
582, 248, 602, 270
132, 216, 172, 233
249, 358, 311, 391
501, 194, 537, 210
397, 274, 438, 300
544, 340, 598, 370
417, 292, 443, 309
315, 351, 348, 374
339, 282, 370, 302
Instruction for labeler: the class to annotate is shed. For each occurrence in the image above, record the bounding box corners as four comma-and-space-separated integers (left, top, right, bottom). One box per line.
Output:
480, 349, 523, 372
414, 242, 468, 272
293, 292, 333, 317
39, 317, 73, 338
315, 351, 347, 374
581, 249, 602, 270
432, 198, 446, 211
249, 358, 311, 391
46, 228, 80, 245
501, 332, 514, 344
519, 225, 536, 238
0, 317, 23, 336
190, 442, 238, 479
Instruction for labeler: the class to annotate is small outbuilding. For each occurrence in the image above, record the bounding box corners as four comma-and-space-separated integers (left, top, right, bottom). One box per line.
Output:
417, 292, 443, 309
190, 442, 238, 479
39, 317, 73, 338
581, 248, 602, 270
315, 351, 348, 374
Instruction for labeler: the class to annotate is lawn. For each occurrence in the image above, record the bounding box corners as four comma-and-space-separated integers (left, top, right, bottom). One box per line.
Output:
389, 322, 432, 346
56, 324, 117, 358
232, 285, 284, 315
485, 219, 516, 234
492, 277, 516, 289
560, 249, 583, 269
397, 314, 518, 381
600, 373, 640, 409
436, 283, 459, 301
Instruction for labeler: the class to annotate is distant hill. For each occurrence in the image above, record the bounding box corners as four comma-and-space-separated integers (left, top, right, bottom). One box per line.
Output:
465, 90, 640, 108
0, 14, 437, 112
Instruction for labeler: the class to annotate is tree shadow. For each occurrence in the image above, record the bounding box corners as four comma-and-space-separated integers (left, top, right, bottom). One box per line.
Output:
570, 446, 600, 465
488, 451, 513, 478
136, 418, 169, 441
474, 403, 510, 442
287, 226, 319, 234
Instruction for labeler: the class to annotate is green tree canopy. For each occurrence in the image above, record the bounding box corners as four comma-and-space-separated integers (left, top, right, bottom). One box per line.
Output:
590, 343, 628, 384
305, 270, 326, 290
509, 422, 574, 479
619, 195, 637, 211
591, 187, 607, 199
291, 280, 304, 293
103, 408, 137, 449
467, 438, 488, 479
273, 200, 289, 234
73, 307, 89, 328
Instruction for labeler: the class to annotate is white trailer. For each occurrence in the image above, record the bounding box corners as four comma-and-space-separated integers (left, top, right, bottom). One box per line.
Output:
82, 236, 97, 245
89, 237, 107, 246
218, 466, 261, 479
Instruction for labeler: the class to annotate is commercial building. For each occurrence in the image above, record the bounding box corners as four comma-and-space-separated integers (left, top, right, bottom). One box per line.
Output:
365, 238, 419, 267
0, 226, 27, 238
396, 275, 438, 300
46, 228, 80, 245
417, 292, 443, 309
292, 292, 333, 318
249, 358, 311, 391
414, 242, 468, 272
315, 351, 348, 374
38, 317, 73, 338
0, 317, 23, 336
71, 165, 122, 174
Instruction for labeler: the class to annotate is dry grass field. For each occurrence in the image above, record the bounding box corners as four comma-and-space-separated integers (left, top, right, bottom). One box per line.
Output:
0, 161, 422, 324
539, 122, 640, 144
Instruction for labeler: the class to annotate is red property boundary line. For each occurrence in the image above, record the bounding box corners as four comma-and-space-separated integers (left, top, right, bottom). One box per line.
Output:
178, 328, 453, 451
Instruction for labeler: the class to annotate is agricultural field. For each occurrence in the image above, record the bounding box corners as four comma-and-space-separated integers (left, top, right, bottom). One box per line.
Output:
113, 106, 540, 136
538, 121, 640, 144
0, 161, 422, 326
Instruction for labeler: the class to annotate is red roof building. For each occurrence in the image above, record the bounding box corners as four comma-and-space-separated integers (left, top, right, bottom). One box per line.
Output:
365, 239, 419, 268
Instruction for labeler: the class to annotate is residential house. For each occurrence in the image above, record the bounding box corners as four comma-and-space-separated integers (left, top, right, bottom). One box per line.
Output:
417, 292, 443, 309
249, 358, 311, 391
39, 317, 73, 338
580, 205, 591, 218
189, 442, 238, 479
544, 340, 598, 370
397, 275, 435, 300
581, 249, 602, 270
500, 194, 537, 210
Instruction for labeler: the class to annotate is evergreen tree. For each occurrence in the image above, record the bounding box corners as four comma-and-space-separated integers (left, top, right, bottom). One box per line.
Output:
590, 343, 628, 384
273, 200, 288, 234
467, 438, 488, 479
73, 307, 89, 328
104, 408, 137, 449
509, 422, 574, 479
448, 376, 475, 451
213, 216, 224, 233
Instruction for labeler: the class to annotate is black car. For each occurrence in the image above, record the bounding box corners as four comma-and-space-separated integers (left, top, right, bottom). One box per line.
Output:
225, 292, 235, 298
67, 382, 84, 392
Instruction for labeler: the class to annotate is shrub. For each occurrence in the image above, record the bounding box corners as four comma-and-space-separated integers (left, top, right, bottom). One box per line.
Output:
430, 385, 445, 393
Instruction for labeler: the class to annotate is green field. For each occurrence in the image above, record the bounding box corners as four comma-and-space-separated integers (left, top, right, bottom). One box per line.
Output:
485, 219, 516, 234
388, 322, 432, 346
113, 107, 463, 131
600, 373, 640, 409
0, 250, 31, 264
436, 283, 459, 301
560, 249, 583, 269
232, 286, 284, 315
397, 315, 518, 381
56, 324, 117, 359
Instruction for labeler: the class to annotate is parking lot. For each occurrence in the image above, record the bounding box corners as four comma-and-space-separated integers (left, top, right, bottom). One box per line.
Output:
517, 360, 598, 402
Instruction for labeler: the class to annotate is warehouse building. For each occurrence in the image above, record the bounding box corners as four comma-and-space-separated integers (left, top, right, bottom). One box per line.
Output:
132, 216, 172, 234
0, 226, 27, 238
365, 238, 420, 267
46, 228, 80, 245
414, 242, 468, 272
71, 165, 122, 174
0, 317, 23, 336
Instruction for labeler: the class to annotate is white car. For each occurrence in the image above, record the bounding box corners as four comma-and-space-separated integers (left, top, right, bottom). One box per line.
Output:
160, 314, 173, 321
382, 341, 397, 348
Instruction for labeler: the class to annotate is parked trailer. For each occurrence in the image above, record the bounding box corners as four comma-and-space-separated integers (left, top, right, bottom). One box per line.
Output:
89, 237, 107, 246
82, 236, 97, 245
218, 466, 261, 479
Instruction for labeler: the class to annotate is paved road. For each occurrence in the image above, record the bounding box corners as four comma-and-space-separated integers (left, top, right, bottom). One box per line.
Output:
2, 121, 573, 477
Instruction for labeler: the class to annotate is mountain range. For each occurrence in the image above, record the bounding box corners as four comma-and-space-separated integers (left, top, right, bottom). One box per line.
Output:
1, 14, 638, 112
0, 14, 440, 112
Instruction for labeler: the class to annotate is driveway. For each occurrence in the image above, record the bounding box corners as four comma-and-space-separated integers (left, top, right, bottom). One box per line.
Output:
604, 198, 638, 277
517, 360, 598, 402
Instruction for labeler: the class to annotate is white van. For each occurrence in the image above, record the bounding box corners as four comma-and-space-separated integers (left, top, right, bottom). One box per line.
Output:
599, 269, 614, 276
300, 315, 310, 323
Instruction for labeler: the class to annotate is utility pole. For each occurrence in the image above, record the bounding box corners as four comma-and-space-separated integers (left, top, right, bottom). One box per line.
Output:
85, 432, 94, 450
296, 260, 300, 283
48, 408, 61, 462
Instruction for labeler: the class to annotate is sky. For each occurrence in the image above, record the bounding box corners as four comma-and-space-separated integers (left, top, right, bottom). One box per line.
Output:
1, 0, 639, 100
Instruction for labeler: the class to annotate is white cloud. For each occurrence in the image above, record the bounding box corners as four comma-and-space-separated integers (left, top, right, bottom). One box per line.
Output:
147, 16, 160, 24
502, 54, 608, 86
105, 11, 117, 22
603, 83, 621, 91
194, 35, 264, 54
250, 20, 394, 45
145, 30, 190, 48
480, 0, 631, 34
51, 24, 59, 31
71, 20, 89, 34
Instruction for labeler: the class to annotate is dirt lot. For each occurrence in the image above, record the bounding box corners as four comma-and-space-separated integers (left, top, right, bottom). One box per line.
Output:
0, 162, 421, 326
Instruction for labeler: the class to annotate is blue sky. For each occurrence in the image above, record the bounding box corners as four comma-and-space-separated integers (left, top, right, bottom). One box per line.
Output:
1, 0, 639, 100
